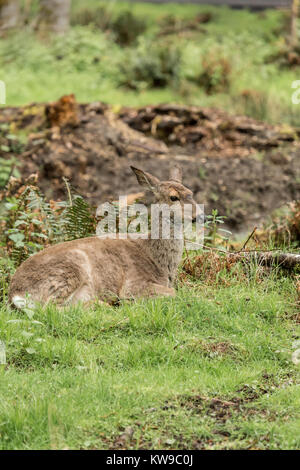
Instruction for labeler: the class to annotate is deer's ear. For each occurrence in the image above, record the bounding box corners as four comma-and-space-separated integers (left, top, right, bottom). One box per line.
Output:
130, 167, 160, 191
169, 164, 182, 183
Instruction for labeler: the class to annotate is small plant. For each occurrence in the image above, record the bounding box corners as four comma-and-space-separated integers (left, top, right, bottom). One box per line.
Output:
0, 157, 20, 189
1, 123, 26, 156
198, 167, 207, 180
0, 178, 96, 268
259, 201, 300, 248
205, 209, 231, 248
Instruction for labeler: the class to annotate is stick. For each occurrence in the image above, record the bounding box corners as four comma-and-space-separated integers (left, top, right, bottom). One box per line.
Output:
183, 239, 300, 269
125, 140, 167, 154
240, 226, 257, 251
62, 177, 72, 207
238, 251, 300, 269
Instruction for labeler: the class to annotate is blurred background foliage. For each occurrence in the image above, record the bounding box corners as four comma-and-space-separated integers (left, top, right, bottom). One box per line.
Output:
0, 1, 299, 126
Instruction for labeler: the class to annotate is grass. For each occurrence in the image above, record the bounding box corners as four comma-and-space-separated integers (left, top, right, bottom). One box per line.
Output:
0, 269, 299, 449
0, 1, 299, 125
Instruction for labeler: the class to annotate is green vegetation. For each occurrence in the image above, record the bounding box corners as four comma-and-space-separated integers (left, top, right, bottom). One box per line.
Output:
0, 1, 299, 125
0, 271, 299, 450
0, 175, 299, 450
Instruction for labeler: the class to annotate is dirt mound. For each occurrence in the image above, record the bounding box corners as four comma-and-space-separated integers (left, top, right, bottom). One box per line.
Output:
1, 98, 300, 231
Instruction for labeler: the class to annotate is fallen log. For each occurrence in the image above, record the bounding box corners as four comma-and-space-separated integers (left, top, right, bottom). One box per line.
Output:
229, 251, 300, 269
187, 241, 300, 269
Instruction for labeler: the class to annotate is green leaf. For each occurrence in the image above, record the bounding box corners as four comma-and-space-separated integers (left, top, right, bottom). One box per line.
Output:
22, 331, 34, 339
32, 232, 48, 239
14, 220, 28, 227
4, 202, 18, 210
32, 219, 42, 225
8, 233, 25, 244
25, 348, 36, 355
24, 308, 35, 320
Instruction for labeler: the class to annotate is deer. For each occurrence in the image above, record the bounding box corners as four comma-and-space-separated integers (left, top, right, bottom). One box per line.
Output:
8, 165, 198, 308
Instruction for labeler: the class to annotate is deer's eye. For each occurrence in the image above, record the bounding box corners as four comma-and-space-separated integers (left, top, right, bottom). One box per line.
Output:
170, 195, 179, 202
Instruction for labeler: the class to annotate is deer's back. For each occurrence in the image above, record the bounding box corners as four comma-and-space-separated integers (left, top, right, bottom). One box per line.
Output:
8, 236, 165, 303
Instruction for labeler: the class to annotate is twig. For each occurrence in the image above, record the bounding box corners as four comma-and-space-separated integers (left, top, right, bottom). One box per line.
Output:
183, 238, 300, 269
184, 239, 228, 253
184, 238, 298, 255
240, 226, 257, 251
125, 140, 167, 154
62, 177, 72, 207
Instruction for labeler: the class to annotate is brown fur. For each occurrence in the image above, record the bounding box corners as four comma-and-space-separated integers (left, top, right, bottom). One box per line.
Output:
8, 165, 197, 306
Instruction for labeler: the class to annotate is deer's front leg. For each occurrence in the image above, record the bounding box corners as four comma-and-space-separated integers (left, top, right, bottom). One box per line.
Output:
143, 283, 176, 298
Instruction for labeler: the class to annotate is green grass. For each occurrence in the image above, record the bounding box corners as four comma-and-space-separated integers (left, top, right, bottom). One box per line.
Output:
0, 2, 300, 449
0, 271, 299, 449
1, 1, 299, 125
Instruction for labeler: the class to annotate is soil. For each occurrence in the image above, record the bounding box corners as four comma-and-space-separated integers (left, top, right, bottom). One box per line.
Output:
1, 96, 300, 232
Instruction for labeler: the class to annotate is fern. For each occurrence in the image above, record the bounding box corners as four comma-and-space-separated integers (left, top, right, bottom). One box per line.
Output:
64, 195, 96, 241
26, 187, 66, 243
0, 157, 20, 189
1, 177, 96, 268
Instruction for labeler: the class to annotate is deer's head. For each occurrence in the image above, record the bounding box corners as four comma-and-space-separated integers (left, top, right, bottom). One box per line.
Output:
131, 165, 199, 223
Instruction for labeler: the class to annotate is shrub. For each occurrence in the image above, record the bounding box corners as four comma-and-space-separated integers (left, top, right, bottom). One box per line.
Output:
259, 201, 300, 248
194, 53, 232, 94
160, 12, 212, 29
158, 11, 212, 36
272, 44, 300, 68
119, 39, 182, 90
72, 8, 147, 46
267, 14, 300, 68
71, 6, 112, 30
111, 11, 147, 46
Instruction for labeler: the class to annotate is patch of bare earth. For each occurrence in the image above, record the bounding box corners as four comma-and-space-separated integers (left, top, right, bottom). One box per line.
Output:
1, 97, 300, 231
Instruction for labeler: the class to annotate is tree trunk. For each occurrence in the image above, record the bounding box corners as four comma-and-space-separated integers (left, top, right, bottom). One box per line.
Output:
38, 0, 71, 35
290, 0, 299, 47
0, 0, 19, 31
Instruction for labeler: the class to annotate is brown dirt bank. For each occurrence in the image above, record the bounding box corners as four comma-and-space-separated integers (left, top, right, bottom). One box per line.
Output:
1, 99, 300, 231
